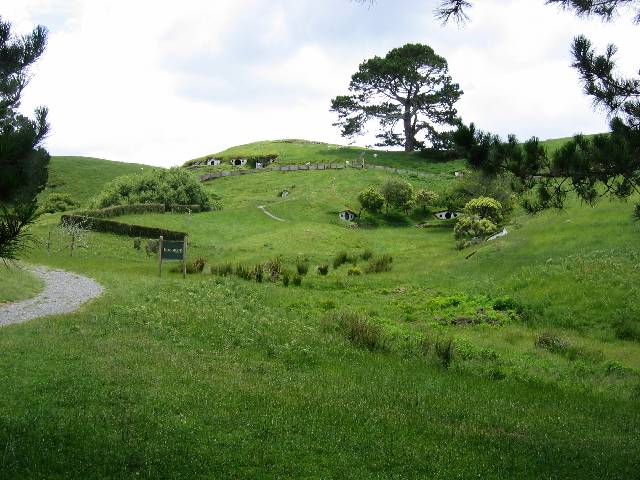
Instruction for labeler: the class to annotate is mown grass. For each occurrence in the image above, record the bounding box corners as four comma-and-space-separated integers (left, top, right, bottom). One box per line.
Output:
2, 143, 639, 478
0, 265, 43, 303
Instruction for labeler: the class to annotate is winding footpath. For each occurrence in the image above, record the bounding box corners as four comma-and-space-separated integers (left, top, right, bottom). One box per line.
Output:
0, 266, 103, 327
257, 205, 286, 222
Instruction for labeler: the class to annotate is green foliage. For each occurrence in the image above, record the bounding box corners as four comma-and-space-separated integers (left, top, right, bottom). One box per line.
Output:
264, 257, 284, 280
296, 258, 309, 275
439, 171, 515, 216
331, 43, 462, 151
0, 200, 39, 261
39, 193, 79, 214
292, 273, 303, 286
347, 266, 362, 276
61, 215, 186, 240
414, 189, 439, 211
426, 294, 521, 325
357, 188, 384, 214
380, 179, 414, 212
282, 271, 290, 287
463, 196, 504, 224
0, 17, 50, 202
210, 262, 234, 276
317, 264, 329, 275
434, 337, 454, 368
91, 168, 210, 209
133, 237, 141, 250
333, 251, 357, 269
365, 254, 393, 273
333, 311, 387, 351
453, 216, 498, 240
360, 249, 374, 260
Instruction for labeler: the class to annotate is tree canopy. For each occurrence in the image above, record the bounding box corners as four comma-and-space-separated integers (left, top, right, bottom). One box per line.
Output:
330, 43, 462, 152
0, 16, 50, 203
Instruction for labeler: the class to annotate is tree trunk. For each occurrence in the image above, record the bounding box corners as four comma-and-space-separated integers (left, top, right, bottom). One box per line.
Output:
403, 104, 414, 152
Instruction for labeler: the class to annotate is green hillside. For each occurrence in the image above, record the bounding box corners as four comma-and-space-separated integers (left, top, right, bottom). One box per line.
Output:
187, 139, 467, 174
40, 156, 158, 206
2, 138, 639, 478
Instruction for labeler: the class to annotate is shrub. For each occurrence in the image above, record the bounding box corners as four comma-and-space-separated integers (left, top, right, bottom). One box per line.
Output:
282, 271, 290, 287
192, 257, 207, 273
435, 337, 454, 368
40, 193, 80, 213
335, 311, 386, 351
535, 332, 569, 354
453, 216, 498, 240
361, 249, 373, 260
614, 315, 640, 342
440, 171, 515, 218
463, 196, 504, 224
347, 267, 362, 276
296, 258, 309, 275
380, 179, 414, 213
133, 237, 141, 250
77, 203, 166, 218
90, 167, 210, 210
333, 251, 350, 269
415, 190, 439, 212
235, 264, 252, 280
264, 257, 284, 280
211, 262, 234, 276
365, 254, 393, 273
317, 264, 329, 275
292, 274, 303, 286
358, 188, 384, 214
145, 239, 159, 257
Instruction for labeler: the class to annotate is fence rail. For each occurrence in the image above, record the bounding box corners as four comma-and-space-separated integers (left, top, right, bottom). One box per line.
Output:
199, 163, 437, 182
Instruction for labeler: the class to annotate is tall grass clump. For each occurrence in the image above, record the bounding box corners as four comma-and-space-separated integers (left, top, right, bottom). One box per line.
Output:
296, 258, 309, 275
292, 274, 303, 286
333, 311, 386, 351
365, 254, 393, 273
361, 249, 374, 260
435, 337, 454, 368
211, 262, 234, 276
333, 251, 351, 269
317, 264, 329, 276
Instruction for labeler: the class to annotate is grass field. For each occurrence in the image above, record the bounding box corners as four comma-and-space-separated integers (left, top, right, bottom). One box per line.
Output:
2, 141, 639, 478
0, 265, 43, 303
39, 156, 159, 207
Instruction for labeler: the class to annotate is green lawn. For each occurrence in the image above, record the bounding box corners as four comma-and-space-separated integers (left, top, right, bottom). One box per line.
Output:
0, 265, 43, 303
2, 147, 639, 478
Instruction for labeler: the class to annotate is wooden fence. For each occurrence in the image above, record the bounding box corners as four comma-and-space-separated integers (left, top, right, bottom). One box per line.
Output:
199, 163, 436, 183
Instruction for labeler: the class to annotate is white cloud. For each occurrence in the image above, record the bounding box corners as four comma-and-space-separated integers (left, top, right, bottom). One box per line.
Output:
7, 0, 638, 166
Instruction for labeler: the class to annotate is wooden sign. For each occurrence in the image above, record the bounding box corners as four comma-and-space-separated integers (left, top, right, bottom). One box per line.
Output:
158, 236, 187, 278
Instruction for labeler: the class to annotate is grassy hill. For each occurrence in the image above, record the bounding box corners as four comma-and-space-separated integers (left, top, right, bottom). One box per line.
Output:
186, 139, 467, 174
40, 156, 158, 206
2, 139, 639, 478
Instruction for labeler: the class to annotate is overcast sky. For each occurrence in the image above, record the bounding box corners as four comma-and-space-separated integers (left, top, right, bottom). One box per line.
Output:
5, 0, 638, 167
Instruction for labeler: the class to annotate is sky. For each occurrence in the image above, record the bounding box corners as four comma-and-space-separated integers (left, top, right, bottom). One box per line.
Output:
4, 0, 638, 167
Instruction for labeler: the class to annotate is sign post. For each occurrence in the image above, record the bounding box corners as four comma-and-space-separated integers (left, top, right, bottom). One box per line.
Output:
158, 236, 187, 278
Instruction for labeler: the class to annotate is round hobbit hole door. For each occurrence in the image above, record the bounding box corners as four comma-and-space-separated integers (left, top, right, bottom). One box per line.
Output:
445, 212, 452, 219
234, 159, 241, 166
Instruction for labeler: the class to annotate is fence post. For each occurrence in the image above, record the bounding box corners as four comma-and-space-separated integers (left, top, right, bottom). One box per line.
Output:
159, 236, 163, 277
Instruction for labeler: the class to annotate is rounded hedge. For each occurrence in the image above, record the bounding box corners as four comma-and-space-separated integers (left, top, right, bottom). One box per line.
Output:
90, 168, 210, 210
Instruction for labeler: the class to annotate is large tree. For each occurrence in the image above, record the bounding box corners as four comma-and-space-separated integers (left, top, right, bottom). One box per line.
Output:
357, 1, 640, 212
0, 17, 49, 261
0, 16, 50, 203
330, 43, 462, 152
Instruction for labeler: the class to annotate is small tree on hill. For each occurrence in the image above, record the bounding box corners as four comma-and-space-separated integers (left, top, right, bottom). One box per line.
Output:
380, 179, 414, 213
331, 43, 462, 152
415, 190, 439, 212
358, 188, 385, 215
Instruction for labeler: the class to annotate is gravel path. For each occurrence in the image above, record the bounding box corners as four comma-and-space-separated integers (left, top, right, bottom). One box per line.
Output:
257, 205, 286, 222
0, 266, 103, 327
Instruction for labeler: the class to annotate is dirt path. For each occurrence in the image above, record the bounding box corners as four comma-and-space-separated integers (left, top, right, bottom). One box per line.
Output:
0, 266, 103, 327
257, 205, 286, 222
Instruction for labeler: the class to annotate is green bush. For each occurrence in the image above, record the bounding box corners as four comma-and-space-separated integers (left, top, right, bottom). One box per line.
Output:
211, 262, 234, 276
317, 264, 329, 276
90, 168, 210, 209
334, 311, 386, 351
40, 193, 80, 214
347, 267, 362, 276
78, 203, 166, 218
463, 196, 504, 224
453, 216, 498, 240
365, 254, 393, 273
440, 171, 515, 217
296, 258, 309, 275
535, 332, 569, 355
358, 188, 384, 214
380, 179, 414, 213
415, 190, 439, 212
292, 274, 303, 286
133, 237, 141, 250
282, 271, 290, 287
